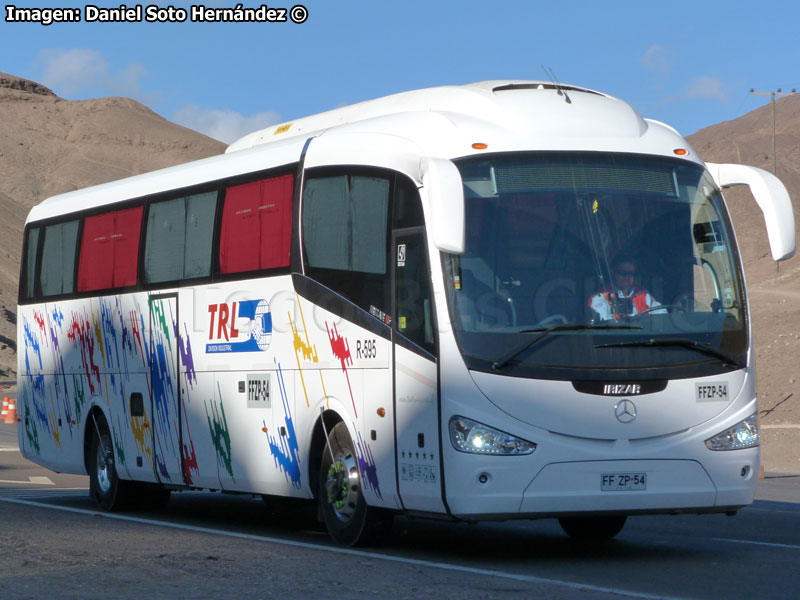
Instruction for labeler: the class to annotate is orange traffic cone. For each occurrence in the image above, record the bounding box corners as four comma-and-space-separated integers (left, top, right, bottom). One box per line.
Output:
4, 398, 16, 424
0, 397, 8, 423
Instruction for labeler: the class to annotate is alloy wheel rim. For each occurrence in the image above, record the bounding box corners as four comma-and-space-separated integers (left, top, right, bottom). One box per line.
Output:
325, 451, 360, 522
96, 441, 112, 493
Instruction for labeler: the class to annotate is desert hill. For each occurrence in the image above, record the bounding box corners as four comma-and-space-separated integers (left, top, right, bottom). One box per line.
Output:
688, 92, 800, 280
0, 71, 226, 377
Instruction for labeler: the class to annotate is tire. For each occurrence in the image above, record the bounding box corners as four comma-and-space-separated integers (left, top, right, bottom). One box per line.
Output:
318, 422, 389, 546
89, 416, 171, 511
558, 515, 627, 541
89, 416, 132, 511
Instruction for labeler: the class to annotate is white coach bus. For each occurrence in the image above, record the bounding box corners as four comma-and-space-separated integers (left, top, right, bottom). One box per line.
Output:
17, 81, 795, 545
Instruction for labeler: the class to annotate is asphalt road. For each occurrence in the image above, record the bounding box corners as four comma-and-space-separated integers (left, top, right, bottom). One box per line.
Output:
2, 424, 799, 600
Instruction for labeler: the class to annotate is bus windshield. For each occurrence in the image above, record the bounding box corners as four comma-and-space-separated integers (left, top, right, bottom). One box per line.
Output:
443, 152, 747, 380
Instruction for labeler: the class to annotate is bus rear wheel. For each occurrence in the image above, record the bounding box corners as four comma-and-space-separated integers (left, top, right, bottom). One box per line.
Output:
558, 515, 627, 540
89, 415, 132, 511
89, 414, 171, 511
318, 422, 387, 546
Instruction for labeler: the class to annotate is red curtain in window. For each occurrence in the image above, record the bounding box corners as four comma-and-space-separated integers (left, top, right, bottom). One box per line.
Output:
78, 206, 143, 292
219, 173, 293, 274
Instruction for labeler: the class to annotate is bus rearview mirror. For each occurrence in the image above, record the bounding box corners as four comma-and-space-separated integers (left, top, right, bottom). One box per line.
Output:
422, 157, 465, 254
706, 163, 796, 261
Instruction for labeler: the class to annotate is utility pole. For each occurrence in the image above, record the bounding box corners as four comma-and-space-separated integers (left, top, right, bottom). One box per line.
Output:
749, 88, 796, 272
749, 88, 796, 175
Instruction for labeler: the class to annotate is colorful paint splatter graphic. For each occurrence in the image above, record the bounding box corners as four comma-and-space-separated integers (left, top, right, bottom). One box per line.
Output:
354, 428, 382, 500
289, 299, 319, 408
179, 323, 200, 484
49, 307, 72, 433
22, 316, 49, 441
130, 309, 147, 367
67, 311, 101, 395
23, 317, 43, 372
18, 295, 192, 482
180, 323, 198, 389
265, 361, 301, 488
149, 299, 180, 481
21, 315, 45, 451
181, 401, 200, 484
206, 383, 234, 480
326, 322, 357, 418
19, 289, 389, 509
131, 412, 153, 466
112, 420, 126, 467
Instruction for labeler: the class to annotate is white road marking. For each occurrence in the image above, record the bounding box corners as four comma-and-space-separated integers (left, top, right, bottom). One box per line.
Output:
711, 537, 800, 550
748, 507, 800, 516
0, 495, 685, 600
0, 476, 54, 485
0, 488, 87, 499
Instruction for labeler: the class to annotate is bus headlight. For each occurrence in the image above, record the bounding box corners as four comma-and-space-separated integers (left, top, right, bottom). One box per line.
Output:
705, 414, 759, 451
449, 416, 536, 455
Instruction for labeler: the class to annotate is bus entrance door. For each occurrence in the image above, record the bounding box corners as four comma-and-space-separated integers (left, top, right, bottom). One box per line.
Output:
148, 293, 185, 485
393, 230, 446, 513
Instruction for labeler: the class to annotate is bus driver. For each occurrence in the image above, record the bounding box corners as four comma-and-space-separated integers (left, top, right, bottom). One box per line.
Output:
589, 256, 663, 321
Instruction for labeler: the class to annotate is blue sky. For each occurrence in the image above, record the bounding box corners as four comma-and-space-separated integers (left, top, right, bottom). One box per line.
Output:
3, 0, 799, 144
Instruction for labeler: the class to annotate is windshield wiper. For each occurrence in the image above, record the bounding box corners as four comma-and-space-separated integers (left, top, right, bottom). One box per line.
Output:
491, 323, 642, 372
594, 338, 744, 368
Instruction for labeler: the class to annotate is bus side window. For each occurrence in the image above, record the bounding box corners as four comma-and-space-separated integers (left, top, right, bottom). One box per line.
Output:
393, 177, 435, 354
393, 175, 424, 228
21, 227, 40, 301
40, 219, 80, 297
394, 232, 435, 353
144, 191, 217, 284
219, 173, 293, 274
302, 173, 391, 316
78, 206, 143, 292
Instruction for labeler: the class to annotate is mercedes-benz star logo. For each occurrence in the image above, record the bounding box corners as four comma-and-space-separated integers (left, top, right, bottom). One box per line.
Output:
614, 399, 637, 423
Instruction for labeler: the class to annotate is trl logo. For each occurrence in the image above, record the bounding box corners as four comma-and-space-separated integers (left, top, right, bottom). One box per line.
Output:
206, 299, 272, 354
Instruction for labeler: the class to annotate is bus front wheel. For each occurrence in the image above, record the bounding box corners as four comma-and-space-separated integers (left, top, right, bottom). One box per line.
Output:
318, 422, 387, 546
558, 515, 627, 540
